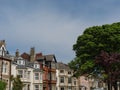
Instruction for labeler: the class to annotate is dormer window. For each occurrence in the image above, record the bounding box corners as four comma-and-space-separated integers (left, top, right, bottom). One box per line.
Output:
0, 46, 6, 56
34, 63, 39, 69
68, 71, 71, 74
17, 60, 25, 65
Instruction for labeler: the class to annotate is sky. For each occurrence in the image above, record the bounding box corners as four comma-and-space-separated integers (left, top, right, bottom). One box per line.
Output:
0, 0, 120, 63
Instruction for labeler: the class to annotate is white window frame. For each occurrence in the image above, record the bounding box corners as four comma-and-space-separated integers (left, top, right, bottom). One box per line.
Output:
61, 87, 64, 90
2, 63, 7, 73
34, 63, 39, 69
68, 77, 72, 83
60, 70, 64, 73
18, 70, 23, 78
60, 77, 64, 83
34, 73, 39, 80
34, 85, 39, 90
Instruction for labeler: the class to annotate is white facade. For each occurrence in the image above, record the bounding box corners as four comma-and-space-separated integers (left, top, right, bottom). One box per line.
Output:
56, 62, 79, 90
0, 40, 12, 90
11, 57, 43, 90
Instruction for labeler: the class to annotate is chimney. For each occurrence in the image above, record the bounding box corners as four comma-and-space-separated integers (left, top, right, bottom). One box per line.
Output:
0, 40, 6, 47
30, 47, 35, 62
15, 49, 19, 57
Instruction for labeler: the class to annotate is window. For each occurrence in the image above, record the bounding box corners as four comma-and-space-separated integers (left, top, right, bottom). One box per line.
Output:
60, 77, 64, 83
28, 71, 30, 79
68, 77, 72, 83
40, 84, 42, 90
2, 63, 7, 73
74, 80, 76, 85
60, 70, 64, 73
23, 84, 27, 90
24, 70, 27, 78
34, 73, 39, 80
17, 60, 25, 65
18, 70, 23, 78
61, 87, 64, 90
34, 85, 39, 90
34, 64, 39, 69
52, 73, 56, 80
51, 62, 56, 68
40, 73, 42, 80
68, 71, 71, 74
68, 86, 71, 90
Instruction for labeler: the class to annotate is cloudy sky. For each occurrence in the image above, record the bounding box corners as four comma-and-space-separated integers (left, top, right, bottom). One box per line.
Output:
0, 0, 120, 63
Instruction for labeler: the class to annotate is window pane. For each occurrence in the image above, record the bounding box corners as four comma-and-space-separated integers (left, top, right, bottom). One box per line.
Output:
60, 70, 64, 73
61, 87, 64, 90
18, 70, 23, 78
60, 77, 64, 83
68, 77, 72, 83
34, 85, 39, 90
34, 73, 39, 80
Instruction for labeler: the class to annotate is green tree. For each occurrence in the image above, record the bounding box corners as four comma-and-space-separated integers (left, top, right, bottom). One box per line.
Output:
11, 75, 25, 90
0, 80, 7, 90
68, 22, 120, 88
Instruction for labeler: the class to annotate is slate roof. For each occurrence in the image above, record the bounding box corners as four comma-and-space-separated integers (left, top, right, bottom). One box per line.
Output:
56, 62, 70, 70
21, 52, 30, 60
16, 65, 27, 69
36, 54, 57, 62
12, 57, 42, 72
33, 69, 42, 72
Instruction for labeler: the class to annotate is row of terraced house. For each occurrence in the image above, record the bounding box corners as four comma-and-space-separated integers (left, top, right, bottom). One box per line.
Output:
0, 40, 106, 90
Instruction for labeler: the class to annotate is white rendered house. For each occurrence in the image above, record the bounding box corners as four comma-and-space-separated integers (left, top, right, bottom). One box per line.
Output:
56, 62, 79, 90
11, 57, 43, 90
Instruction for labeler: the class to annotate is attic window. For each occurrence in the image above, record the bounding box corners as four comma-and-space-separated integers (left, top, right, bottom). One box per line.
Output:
34, 63, 39, 69
68, 71, 71, 74
17, 60, 25, 65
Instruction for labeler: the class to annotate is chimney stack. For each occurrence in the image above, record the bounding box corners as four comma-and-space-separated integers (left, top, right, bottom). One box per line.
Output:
0, 40, 6, 47
15, 49, 19, 57
30, 47, 35, 62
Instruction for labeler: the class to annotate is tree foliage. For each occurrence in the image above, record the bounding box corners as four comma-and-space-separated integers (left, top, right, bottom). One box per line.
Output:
11, 75, 25, 90
96, 51, 120, 90
68, 22, 120, 77
0, 80, 7, 90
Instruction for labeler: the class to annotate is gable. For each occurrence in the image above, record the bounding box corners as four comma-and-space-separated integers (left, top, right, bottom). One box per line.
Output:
0, 45, 7, 56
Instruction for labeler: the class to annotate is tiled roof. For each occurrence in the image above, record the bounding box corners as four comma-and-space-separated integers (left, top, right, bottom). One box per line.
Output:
45, 55, 54, 61
33, 69, 42, 72
36, 53, 42, 59
56, 62, 70, 70
21, 52, 30, 60
16, 65, 27, 69
36, 54, 57, 62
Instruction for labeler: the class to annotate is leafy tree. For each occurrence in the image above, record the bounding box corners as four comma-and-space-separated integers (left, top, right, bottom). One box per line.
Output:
96, 51, 120, 90
0, 80, 7, 90
11, 75, 25, 90
68, 22, 120, 89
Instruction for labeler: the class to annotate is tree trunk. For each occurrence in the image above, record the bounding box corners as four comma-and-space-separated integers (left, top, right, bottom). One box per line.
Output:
113, 82, 118, 90
107, 81, 112, 90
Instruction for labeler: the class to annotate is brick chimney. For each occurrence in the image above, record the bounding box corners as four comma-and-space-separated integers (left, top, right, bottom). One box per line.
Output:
30, 47, 35, 62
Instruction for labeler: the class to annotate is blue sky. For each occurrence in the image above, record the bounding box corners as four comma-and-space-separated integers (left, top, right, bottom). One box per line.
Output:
0, 0, 120, 63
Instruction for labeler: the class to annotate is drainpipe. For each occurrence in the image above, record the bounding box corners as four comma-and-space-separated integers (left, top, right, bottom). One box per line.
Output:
1, 48, 4, 80
50, 61, 52, 90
